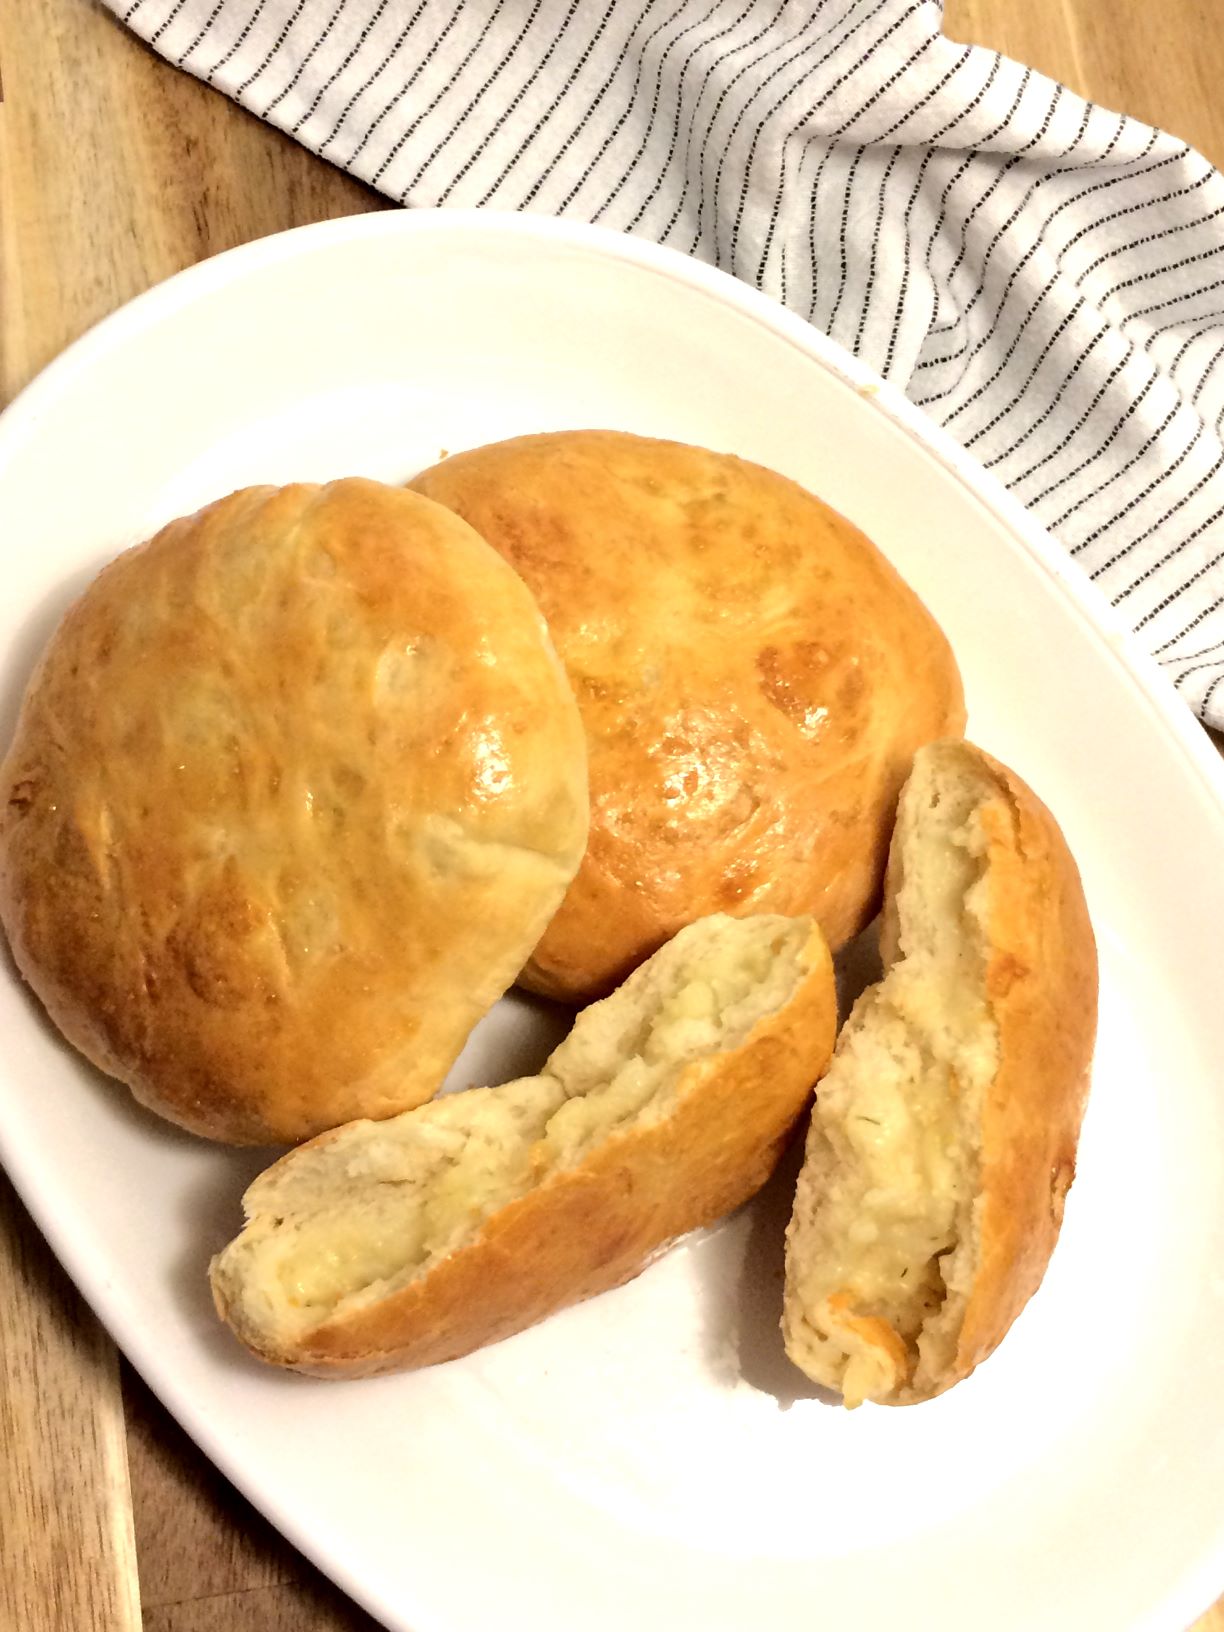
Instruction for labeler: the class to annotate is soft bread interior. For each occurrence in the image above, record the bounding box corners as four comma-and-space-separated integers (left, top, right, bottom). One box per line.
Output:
213, 913, 813, 1348
783, 746, 999, 1406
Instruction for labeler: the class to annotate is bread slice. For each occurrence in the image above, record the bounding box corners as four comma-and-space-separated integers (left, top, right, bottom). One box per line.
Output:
782, 741, 1097, 1406
211, 912, 837, 1377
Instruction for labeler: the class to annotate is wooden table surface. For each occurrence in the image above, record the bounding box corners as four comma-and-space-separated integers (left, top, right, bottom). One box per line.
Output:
1, 2, 1222, 1629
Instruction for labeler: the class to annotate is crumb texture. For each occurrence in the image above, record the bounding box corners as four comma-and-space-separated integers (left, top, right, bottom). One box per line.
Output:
784, 743, 997, 1405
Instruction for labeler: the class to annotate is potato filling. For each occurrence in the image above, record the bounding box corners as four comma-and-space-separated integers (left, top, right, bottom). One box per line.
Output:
784, 766, 998, 1405
218, 915, 810, 1340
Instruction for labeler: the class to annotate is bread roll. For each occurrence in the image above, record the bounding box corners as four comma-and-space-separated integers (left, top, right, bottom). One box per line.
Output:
410, 431, 965, 1002
0, 480, 588, 1144
782, 741, 1097, 1406
211, 912, 837, 1376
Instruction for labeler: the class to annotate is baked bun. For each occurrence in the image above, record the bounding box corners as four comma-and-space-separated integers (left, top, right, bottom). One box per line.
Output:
410, 431, 964, 1002
782, 741, 1097, 1406
210, 912, 837, 1376
0, 480, 588, 1144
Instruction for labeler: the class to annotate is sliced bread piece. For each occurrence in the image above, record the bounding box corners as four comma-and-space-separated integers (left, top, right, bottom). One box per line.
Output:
782, 741, 1097, 1406
212, 911, 837, 1376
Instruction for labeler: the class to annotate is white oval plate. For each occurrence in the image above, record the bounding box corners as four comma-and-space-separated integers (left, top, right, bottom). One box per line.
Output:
2, 212, 1224, 1632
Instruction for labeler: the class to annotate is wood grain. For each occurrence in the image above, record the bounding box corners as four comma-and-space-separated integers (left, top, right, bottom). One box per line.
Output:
945, 0, 1224, 166
120, 1366, 379, 1628
141, 1582, 381, 1632
1, 0, 1222, 1628
0, 0, 387, 402
0, 1175, 141, 1632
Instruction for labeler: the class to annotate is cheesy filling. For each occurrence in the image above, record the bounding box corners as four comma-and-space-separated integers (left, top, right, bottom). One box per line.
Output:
786, 789, 998, 1406
220, 917, 809, 1339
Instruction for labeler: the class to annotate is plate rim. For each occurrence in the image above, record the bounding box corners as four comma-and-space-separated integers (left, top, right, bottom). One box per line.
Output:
2, 206, 1224, 1632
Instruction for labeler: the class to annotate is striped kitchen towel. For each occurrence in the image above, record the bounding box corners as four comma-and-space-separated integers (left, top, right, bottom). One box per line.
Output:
111, 0, 1224, 727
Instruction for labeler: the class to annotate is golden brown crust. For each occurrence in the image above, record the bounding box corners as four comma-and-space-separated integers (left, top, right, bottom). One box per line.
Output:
938, 745, 1097, 1395
409, 431, 965, 1001
211, 922, 838, 1376
0, 480, 588, 1144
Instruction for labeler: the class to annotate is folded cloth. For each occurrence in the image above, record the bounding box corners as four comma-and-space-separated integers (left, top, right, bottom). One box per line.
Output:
111, 0, 1224, 727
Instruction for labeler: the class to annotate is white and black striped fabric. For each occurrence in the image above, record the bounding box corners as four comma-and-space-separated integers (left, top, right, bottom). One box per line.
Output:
111, 0, 1224, 726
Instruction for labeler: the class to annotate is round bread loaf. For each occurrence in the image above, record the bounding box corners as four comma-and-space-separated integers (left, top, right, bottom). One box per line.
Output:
410, 431, 965, 1002
0, 480, 588, 1144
